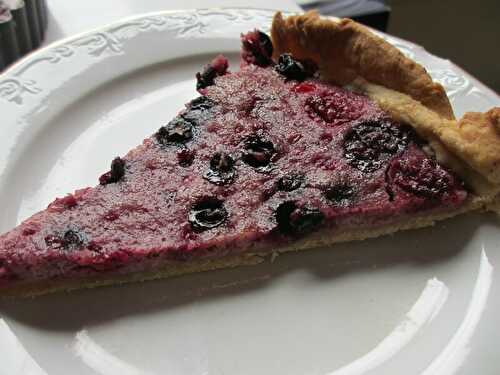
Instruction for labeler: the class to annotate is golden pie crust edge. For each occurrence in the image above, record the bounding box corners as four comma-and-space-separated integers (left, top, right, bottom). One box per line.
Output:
3, 12, 499, 297
271, 11, 500, 189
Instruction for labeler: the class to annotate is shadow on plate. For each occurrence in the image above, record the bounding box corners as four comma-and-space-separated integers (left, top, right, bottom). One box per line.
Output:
0, 212, 493, 332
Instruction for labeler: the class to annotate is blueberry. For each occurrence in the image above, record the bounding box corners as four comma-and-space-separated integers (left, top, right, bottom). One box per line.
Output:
99, 157, 126, 185
343, 120, 412, 172
241, 30, 274, 67
189, 197, 228, 231
156, 117, 193, 145
324, 184, 355, 205
210, 152, 233, 172
188, 96, 215, 111
275, 201, 324, 236
44, 234, 63, 249
241, 135, 276, 172
45, 228, 87, 251
275, 53, 315, 81
277, 173, 304, 192
195, 56, 228, 90
204, 152, 235, 185
182, 96, 215, 126
178, 149, 196, 167
196, 66, 218, 90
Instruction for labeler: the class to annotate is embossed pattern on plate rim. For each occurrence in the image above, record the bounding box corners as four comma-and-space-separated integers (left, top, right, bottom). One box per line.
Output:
0, 7, 498, 106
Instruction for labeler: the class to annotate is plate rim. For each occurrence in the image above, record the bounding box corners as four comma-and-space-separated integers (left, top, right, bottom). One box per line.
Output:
0, 8, 499, 375
0, 7, 287, 78
0, 7, 497, 107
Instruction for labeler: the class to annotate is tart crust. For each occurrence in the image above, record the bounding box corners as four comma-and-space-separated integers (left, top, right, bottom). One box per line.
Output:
2, 202, 480, 297
271, 11, 500, 192
2, 13, 499, 297
271, 11, 455, 119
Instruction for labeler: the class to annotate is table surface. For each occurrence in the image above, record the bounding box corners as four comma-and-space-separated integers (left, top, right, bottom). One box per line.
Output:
43, 0, 301, 45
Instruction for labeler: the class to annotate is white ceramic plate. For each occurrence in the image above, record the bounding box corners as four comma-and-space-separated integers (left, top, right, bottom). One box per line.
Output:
1, 8, 499, 375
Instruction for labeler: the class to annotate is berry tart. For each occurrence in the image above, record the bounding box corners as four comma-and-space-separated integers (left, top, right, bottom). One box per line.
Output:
1, 11, 499, 296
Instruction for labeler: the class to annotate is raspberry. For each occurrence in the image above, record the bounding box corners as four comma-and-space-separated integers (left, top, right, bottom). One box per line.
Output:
388, 154, 457, 198
306, 92, 364, 126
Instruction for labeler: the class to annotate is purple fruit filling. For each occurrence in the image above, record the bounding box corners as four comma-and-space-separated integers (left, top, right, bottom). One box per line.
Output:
0, 31, 469, 287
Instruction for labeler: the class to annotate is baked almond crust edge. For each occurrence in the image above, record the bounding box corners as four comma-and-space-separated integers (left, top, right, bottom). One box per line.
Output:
271, 11, 500, 190
2, 13, 499, 297
271, 11, 455, 120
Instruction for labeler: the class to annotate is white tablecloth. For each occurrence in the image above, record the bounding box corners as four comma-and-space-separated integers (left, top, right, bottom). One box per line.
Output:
44, 0, 301, 45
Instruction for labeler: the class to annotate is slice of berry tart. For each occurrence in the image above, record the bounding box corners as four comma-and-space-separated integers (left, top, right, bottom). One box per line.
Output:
1, 11, 499, 296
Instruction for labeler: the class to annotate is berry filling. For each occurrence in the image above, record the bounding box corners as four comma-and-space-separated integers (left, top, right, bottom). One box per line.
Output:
0, 30, 469, 287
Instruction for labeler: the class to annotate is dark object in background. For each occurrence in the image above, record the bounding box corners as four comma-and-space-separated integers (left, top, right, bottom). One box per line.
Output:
35, 0, 47, 40
9, 0, 32, 54
24, 0, 41, 47
301, 0, 390, 32
0, 0, 48, 71
0, 3, 20, 67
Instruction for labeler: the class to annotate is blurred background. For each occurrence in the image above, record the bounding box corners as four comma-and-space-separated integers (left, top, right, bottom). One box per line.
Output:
300, 0, 499, 93
388, 0, 499, 93
1, 0, 499, 92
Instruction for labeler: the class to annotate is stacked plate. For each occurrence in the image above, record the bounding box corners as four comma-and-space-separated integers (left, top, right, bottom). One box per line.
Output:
0, 0, 47, 70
